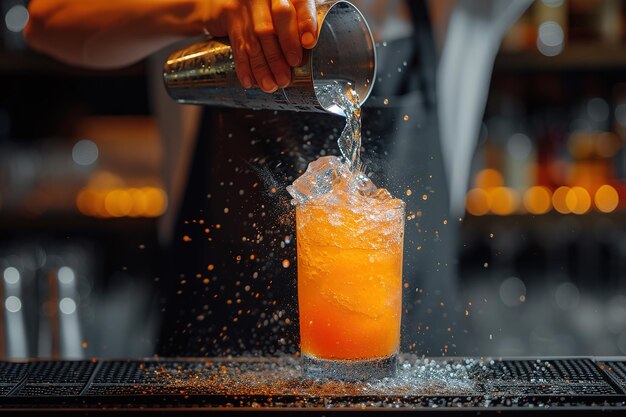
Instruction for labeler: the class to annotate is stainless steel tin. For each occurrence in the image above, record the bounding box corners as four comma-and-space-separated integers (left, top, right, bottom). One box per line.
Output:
163, 1, 376, 114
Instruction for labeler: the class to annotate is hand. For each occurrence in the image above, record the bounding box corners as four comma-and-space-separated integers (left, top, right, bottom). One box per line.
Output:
206, 0, 318, 93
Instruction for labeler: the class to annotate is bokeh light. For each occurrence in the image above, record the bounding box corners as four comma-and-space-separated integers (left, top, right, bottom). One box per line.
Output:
466, 188, 491, 216
5, 296, 21, 313
615, 103, 626, 128
72, 139, 99, 166
58, 266, 75, 285
566, 186, 591, 215
499, 277, 526, 307
3, 267, 20, 284
105, 189, 132, 217
555, 282, 580, 310
587, 98, 610, 122
128, 188, 149, 217
59, 297, 77, 315
552, 186, 571, 214
489, 187, 518, 216
143, 187, 168, 217
5, 5, 29, 33
474, 168, 504, 189
76, 187, 167, 218
506, 133, 532, 161
537, 21, 564, 57
594, 184, 619, 213
523, 186, 552, 215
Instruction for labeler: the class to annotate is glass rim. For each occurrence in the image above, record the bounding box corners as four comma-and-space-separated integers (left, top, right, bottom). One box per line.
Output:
295, 200, 406, 211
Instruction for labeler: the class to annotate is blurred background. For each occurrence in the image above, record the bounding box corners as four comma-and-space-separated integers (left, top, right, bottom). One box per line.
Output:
2, 0, 626, 358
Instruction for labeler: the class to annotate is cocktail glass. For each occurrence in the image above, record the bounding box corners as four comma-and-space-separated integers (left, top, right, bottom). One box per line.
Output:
296, 201, 404, 380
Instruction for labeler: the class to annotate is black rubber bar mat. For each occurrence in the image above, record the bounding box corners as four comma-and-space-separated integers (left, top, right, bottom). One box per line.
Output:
0, 356, 626, 414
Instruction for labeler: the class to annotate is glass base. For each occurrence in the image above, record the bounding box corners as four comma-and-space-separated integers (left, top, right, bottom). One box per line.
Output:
302, 354, 397, 381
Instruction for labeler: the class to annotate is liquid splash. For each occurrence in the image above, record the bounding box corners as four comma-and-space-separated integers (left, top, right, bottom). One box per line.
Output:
314, 81, 362, 172
141, 356, 477, 398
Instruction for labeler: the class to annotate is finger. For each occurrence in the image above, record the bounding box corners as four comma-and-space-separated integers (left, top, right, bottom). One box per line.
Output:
229, 28, 254, 89
271, 0, 302, 67
259, 35, 292, 88
252, 0, 291, 88
292, 0, 317, 49
246, 32, 278, 93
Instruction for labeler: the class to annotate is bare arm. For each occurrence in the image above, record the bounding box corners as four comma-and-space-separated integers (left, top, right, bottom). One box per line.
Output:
26, 0, 318, 92
25, 0, 211, 69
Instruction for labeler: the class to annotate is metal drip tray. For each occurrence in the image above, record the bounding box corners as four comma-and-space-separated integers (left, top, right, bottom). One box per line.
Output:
0, 356, 626, 414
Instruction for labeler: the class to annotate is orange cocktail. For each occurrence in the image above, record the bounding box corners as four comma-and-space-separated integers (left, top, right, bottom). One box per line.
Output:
296, 198, 404, 378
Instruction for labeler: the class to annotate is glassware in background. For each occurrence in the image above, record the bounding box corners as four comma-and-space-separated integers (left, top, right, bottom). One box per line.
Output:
0, 242, 158, 359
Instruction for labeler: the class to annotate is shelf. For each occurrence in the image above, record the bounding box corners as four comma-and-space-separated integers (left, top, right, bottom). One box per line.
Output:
495, 42, 626, 72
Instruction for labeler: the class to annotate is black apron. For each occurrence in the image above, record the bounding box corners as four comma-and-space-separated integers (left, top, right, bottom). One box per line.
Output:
158, 1, 464, 357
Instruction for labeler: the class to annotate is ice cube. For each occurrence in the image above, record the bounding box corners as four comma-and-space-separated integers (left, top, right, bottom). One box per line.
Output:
287, 156, 346, 204
369, 188, 393, 202
351, 172, 378, 197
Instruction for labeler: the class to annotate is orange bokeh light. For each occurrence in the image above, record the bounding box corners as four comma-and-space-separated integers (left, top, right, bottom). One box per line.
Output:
552, 186, 571, 214
76, 186, 167, 218
466, 188, 491, 216
105, 190, 132, 217
489, 187, 518, 216
143, 187, 168, 217
566, 187, 591, 215
474, 169, 504, 189
128, 188, 148, 217
595, 185, 619, 213
523, 186, 552, 215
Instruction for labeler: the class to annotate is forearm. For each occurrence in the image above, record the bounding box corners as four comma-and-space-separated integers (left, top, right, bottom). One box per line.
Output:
25, 0, 210, 69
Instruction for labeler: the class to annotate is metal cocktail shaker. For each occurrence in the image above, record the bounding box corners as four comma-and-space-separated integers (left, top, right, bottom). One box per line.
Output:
163, 1, 376, 115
